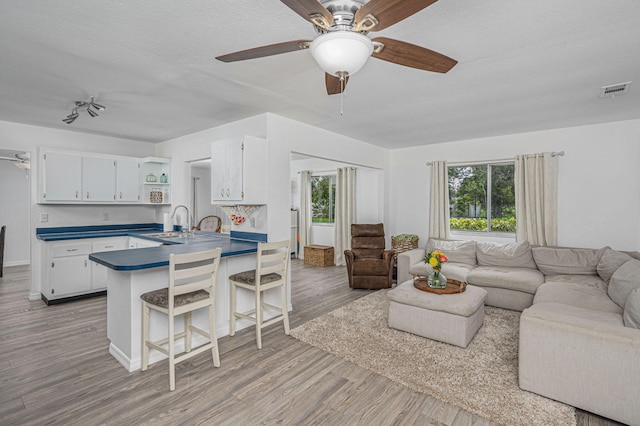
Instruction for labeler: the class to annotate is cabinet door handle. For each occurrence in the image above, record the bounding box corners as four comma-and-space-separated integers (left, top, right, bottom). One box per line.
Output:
119, 192, 123, 199
86, 192, 90, 199
220, 188, 224, 197
105, 245, 114, 248
66, 248, 78, 252
84, 260, 87, 267
226, 188, 230, 197
75, 190, 79, 198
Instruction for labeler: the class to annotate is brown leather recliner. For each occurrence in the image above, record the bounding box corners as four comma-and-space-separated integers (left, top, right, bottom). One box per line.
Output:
344, 223, 394, 289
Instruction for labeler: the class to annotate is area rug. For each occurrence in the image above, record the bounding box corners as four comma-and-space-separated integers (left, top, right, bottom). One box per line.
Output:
290, 290, 576, 426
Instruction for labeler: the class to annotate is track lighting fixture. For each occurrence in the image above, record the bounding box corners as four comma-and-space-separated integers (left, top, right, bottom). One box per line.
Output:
62, 96, 106, 124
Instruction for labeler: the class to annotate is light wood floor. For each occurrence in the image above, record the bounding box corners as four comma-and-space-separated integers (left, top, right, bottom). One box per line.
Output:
0, 262, 621, 426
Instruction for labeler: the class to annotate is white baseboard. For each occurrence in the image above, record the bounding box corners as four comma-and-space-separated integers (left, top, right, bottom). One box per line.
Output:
3, 260, 30, 267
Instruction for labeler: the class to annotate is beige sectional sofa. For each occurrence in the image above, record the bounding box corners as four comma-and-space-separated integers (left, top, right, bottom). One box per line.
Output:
397, 239, 640, 425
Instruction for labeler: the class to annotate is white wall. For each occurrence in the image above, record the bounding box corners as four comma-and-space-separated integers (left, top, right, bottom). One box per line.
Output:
389, 119, 640, 251
157, 113, 389, 246
0, 157, 30, 265
0, 120, 157, 298
290, 156, 385, 248
267, 114, 388, 254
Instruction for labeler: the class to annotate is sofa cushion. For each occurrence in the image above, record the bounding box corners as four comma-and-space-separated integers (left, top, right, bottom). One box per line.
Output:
543, 274, 607, 291
532, 246, 607, 276
467, 266, 544, 294
409, 262, 475, 283
426, 238, 477, 265
476, 241, 537, 269
597, 248, 633, 283
623, 288, 640, 329
533, 282, 622, 314
608, 259, 640, 308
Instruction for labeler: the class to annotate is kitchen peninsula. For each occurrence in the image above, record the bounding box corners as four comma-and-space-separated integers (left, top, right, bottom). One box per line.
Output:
38, 225, 277, 372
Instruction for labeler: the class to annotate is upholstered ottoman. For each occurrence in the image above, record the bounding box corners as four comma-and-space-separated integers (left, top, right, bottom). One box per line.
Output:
387, 280, 487, 348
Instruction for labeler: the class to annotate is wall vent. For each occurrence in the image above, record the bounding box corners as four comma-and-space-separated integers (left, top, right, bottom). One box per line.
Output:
600, 81, 631, 98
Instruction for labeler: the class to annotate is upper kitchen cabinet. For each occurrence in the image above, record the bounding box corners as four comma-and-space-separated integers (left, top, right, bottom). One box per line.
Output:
41, 151, 83, 202
38, 149, 165, 205
116, 158, 141, 202
82, 156, 115, 202
211, 136, 267, 204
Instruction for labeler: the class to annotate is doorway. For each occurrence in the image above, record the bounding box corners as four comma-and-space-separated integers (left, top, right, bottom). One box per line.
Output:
0, 149, 31, 268
189, 159, 229, 233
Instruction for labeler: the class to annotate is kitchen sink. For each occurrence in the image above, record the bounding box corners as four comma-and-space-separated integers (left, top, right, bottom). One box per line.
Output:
145, 232, 183, 238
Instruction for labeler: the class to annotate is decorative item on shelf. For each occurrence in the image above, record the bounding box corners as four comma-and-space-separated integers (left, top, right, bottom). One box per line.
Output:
149, 188, 163, 203
160, 173, 168, 183
220, 205, 262, 226
425, 250, 449, 289
146, 173, 157, 182
229, 214, 245, 225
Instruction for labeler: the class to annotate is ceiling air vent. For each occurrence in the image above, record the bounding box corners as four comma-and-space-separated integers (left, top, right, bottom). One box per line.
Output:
600, 81, 631, 98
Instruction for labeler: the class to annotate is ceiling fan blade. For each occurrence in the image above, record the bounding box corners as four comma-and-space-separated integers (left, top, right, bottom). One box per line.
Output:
325, 73, 349, 95
216, 40, 311, 62
355, 0, 438, 32
371, 37, 457, 73
280, 0, 333, 29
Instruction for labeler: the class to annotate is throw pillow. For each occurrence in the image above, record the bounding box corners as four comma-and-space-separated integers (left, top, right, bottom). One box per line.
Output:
532, 246, 607, 276
624, 288, 640, 329
597, 248, 633, 283
608, 259, 640, 308
476, 241, 537, 269
426, 238, 477, 265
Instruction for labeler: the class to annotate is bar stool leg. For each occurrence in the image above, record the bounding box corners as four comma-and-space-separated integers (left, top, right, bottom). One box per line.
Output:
209, 303, 220, 367
255, 289, 262, 349
229, 283, 237, 336
141, 302, 150, 371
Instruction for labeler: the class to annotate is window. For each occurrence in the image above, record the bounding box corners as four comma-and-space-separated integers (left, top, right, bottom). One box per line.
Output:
311, 175, 336, 224
448, 163, 516, 233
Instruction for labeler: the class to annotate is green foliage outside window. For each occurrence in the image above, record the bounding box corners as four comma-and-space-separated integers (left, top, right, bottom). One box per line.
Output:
311, 175, 336, 224
448, 164, 516, 233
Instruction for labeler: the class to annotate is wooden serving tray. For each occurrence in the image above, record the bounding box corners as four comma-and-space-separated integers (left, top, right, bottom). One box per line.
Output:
413, 277, 467, 294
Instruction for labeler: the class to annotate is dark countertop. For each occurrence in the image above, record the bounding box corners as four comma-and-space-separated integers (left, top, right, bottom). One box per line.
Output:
37, 224, 265, 271
89, 233, 259, 271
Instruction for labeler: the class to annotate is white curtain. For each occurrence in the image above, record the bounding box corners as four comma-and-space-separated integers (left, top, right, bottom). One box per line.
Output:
334, 167, 356, 266
429, 161, 451, 239
299, 171, 312, 260
515, 152, 558, 246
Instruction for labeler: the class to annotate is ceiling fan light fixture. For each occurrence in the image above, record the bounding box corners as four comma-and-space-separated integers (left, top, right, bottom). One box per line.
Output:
310, 32, 373, 77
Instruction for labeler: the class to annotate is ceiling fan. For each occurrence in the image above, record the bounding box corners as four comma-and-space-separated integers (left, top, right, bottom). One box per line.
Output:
216, 0, 457, 95
0, 152, 30, 170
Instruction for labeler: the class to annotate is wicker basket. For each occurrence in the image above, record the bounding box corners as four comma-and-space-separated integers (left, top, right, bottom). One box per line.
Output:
391, 234, 419, 265
304, 245, 334, 267
391, 234, 419, 253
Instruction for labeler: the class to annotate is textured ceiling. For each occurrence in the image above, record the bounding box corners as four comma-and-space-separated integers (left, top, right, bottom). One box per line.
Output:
0, 0, 638, 149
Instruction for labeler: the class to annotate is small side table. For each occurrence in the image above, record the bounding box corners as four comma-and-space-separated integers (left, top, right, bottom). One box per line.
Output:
304, 245, 334, 267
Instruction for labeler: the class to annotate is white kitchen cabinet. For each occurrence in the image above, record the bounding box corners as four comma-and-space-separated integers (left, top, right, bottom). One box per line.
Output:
82, 156, 115, 201
45, 241, 92, 300
43, 237, 131, 302
91, 238, 128, 290
211, 136, 267, 204
41, 151, 82, 202
116, 158, 140, 202
39, 149, 166, 205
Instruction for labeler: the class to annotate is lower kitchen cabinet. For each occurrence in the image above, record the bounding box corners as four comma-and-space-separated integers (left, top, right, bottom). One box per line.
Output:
42, 237, 128, 304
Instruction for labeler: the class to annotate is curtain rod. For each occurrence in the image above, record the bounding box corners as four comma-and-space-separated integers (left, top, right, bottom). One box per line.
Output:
297, 167, 357, 174
425, 151, 565, 166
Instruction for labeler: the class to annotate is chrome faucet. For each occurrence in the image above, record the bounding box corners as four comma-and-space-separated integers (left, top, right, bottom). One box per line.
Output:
171, 205, 191, 234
